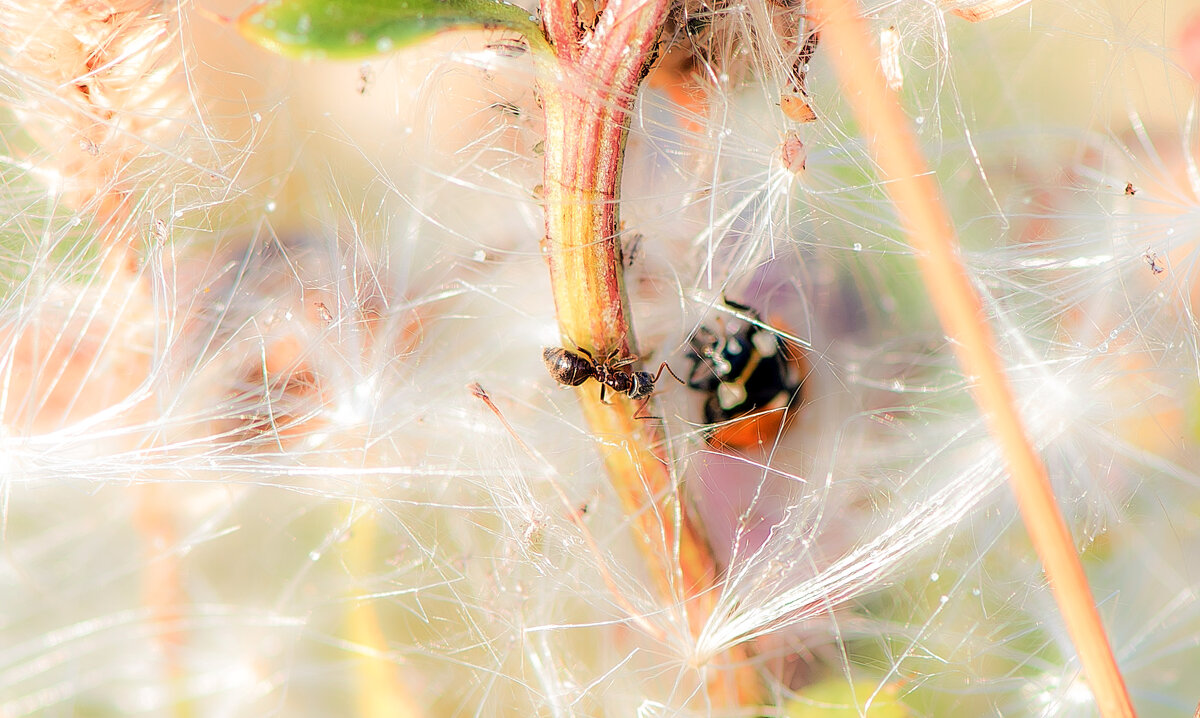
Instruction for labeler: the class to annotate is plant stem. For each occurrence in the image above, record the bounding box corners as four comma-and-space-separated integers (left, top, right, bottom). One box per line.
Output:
806, 0, 1135, 714
537, 0, 680, 602
536, 0, 762, 706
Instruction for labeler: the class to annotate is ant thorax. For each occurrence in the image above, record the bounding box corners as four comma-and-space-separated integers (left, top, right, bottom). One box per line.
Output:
593, 363, 632, 395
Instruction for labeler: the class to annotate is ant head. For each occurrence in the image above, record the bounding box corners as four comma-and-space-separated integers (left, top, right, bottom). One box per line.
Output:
627, 371, 656, 400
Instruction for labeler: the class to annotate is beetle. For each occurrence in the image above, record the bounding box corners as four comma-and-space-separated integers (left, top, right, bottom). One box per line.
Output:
543, 345, 681, 417
685, 299, 805, 448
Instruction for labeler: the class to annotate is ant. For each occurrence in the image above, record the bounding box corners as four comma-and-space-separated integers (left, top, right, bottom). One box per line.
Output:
542, 345, 683, 418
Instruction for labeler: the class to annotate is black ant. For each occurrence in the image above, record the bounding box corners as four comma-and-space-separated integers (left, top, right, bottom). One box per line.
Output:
542, 346, 683, 418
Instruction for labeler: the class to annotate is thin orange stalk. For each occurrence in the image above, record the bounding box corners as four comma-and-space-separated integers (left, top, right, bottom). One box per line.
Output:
132, 484, 191, 718
806, 0, 1135, 715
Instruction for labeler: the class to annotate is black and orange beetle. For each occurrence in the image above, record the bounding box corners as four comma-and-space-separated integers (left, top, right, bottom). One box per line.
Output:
685, 299, 805, 448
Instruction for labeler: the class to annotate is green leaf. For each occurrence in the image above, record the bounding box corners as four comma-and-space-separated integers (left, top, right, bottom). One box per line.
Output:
784, 678, 911, 718
238, 0, 550, 60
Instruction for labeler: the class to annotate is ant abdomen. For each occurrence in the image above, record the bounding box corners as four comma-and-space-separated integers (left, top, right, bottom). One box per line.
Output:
542, 347, 594, 387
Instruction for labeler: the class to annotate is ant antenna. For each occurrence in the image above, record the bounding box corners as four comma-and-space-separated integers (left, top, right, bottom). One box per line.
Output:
631, 362, 685, 421
649, 361, 686, 386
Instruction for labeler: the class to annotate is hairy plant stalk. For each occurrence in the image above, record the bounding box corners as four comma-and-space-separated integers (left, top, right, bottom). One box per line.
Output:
0, 0, 182, 273
536, 0, 762, 706
807, 0, 1135, 714
0, 2, 191, 710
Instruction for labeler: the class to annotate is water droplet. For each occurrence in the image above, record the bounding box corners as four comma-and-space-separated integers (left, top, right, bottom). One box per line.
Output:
266, 201, 277, 212
252, 112, 262, 123
915, 116, 925, 124
930, 571, 940, 581
375, 36, 394, 52
852, 242, 862, 251
309, 551, 322, 561
1098, 342, 1109, 353
939, 594, 949, 604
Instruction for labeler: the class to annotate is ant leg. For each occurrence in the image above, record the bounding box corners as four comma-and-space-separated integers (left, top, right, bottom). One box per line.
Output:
632, 397, 661, 421
721, 295, 752, 313
650, 361, 686, 386
599, 383, 610, 404
611, 353, 636, 370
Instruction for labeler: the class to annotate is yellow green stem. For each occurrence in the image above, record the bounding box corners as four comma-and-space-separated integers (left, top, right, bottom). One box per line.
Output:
344, 511, 423, 718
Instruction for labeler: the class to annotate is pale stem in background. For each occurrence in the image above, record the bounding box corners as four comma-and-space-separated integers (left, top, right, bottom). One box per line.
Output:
806, 0, 1136, 715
